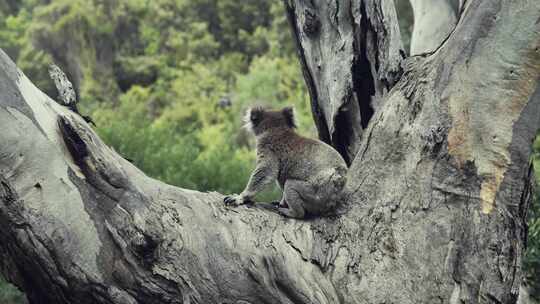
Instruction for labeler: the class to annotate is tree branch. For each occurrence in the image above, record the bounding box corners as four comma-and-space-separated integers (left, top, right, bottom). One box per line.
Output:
0, 0, 538, 302
0, 49, 352, 303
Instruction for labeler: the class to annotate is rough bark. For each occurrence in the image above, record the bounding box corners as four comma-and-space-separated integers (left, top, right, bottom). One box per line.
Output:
284, 0, 405, 164
0, 1, 539, 304
409, 0, 461, 55
350, 0, 540, 302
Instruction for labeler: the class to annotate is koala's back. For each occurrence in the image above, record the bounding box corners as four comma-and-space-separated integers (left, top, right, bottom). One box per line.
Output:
295, 136, 345, 169
266, 131, 347, 185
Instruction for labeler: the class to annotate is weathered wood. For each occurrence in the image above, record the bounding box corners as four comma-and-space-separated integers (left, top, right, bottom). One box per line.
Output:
284, 0, 405, 164
344, 0, 540, 301
409, 0, 460, 55
0, 0, 539, 303
48, 63, 77, 108
0, 49, 348, 304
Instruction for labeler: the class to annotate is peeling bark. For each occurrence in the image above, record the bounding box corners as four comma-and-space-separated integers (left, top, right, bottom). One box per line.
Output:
0, 0, 539, 303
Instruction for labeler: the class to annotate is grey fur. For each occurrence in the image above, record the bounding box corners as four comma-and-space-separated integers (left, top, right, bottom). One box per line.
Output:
224, 107, 347, 218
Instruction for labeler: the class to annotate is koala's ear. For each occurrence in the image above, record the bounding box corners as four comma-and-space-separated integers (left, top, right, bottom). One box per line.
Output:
282, 106, 296, 128
249, 107, 265, 124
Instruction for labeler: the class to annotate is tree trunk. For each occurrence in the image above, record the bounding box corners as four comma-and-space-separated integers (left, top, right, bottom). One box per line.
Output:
0, 0, 539, 303
409, 0, 460, 55
284, 0, 405, 164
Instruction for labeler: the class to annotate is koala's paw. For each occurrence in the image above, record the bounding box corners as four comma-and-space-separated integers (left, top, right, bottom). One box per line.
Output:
278, 207, 305, 219
224, 194, 250, 206
278, 207, 291, 217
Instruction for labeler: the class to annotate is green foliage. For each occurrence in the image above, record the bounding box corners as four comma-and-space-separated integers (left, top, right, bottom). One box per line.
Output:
93, 75, 256, 194
234, 55, 314, 135
0, 10, 28, 59
0, 276, 26, 304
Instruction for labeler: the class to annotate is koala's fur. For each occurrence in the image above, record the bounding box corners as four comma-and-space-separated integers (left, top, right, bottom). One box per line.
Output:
224, 106, 347, 218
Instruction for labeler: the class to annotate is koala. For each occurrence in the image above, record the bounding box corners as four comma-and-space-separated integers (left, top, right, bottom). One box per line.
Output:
224, 106, 347, 218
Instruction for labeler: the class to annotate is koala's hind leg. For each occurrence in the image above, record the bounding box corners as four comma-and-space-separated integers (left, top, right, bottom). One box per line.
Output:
278, 180, 317, 219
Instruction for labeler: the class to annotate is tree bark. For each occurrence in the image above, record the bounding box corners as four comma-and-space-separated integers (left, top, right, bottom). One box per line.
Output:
409, 0, 461, 55
0, 1, 539, 304
284, 0, 405, 164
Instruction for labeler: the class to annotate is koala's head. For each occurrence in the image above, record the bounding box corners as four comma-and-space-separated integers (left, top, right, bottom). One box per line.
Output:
244, 106, 296, 135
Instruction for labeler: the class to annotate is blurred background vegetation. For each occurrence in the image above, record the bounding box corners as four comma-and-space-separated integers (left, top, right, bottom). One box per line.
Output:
0, 0, 537, 303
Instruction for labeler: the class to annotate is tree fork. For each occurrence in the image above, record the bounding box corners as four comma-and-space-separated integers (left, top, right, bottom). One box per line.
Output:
0, 0, 539, 303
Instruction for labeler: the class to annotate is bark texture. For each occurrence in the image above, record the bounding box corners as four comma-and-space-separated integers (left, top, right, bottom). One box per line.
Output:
409, 0, 460, 55
0, 0, 539, 304
284, 0, 405, 164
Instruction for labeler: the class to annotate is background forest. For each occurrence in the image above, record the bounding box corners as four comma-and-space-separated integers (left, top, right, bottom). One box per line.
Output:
0, 0, 538, 303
